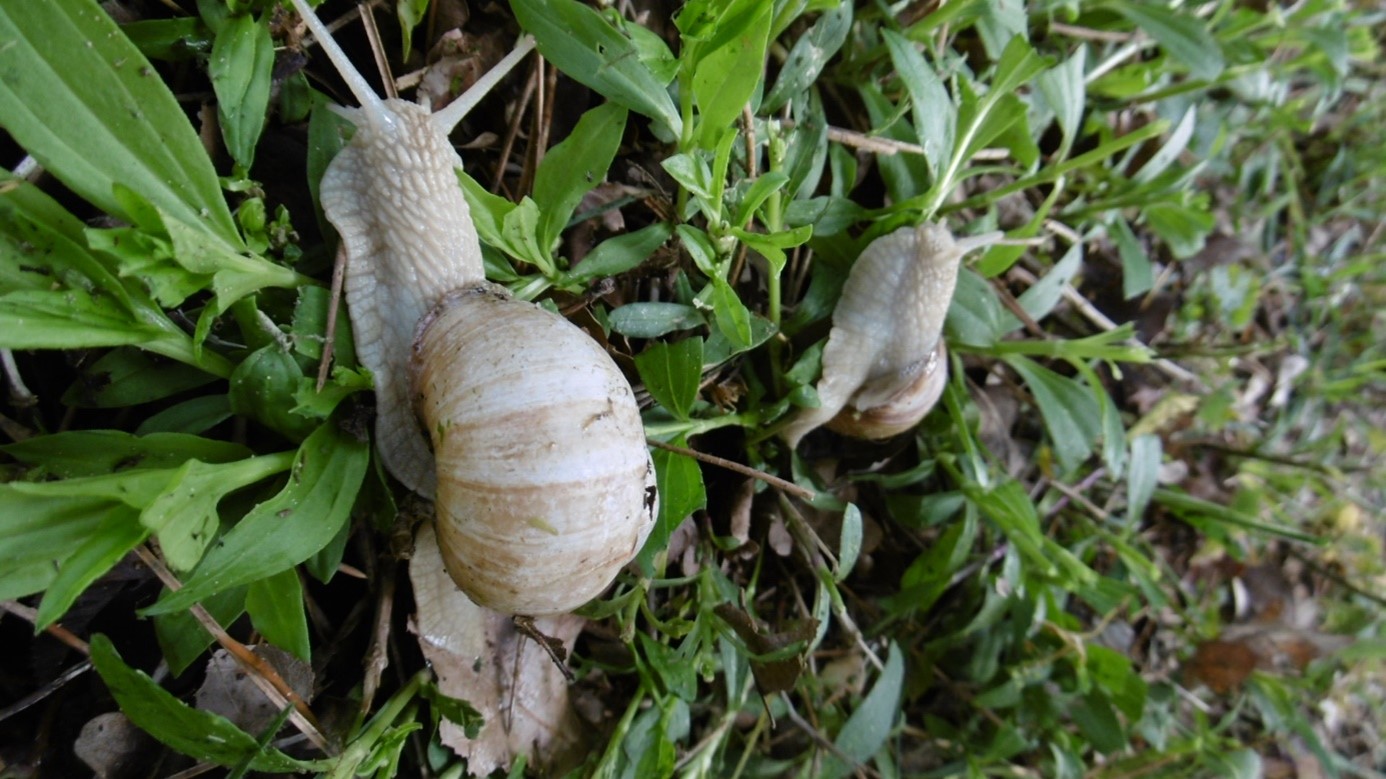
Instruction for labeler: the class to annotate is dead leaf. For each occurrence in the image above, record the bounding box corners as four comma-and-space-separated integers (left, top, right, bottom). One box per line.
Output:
1184, 638, 1258, 694
409, 522, 586, 776
194, 645, 314, 737
766, 512, 793, 557
713, 603, 817, 697
74, 712, 150, 779
727, 479, 755, 544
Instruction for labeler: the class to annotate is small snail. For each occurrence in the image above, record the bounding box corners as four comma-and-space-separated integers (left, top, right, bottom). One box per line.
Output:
781, 222, 999, 447
290, 0, 657, 616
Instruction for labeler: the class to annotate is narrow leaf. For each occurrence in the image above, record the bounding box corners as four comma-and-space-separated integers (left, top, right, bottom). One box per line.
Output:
533, 103, 628, 251
883, 29, 954, 179
1114, 0, 1225, 81
561, 223, 672, 286
637, 438, 707, 574
246, 568, 311, 661
208, 12, 274, 168
820, 642, 905, 779
89, 634, 318, 772
511, 0, 682, 135
1003, 355, 1101, 473
762, 2, 852, 113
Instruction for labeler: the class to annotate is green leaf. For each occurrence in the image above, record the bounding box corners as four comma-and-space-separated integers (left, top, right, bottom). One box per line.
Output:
64, 351, 218, 411
1013, 242, 1083, 324
511, 0, 682, 135
0, 0, 242, 248
638, 633, 698, 701
394, 0, 429, 60
1114, 0, 1225, 81
730, 171, 790, 227
1111, 216, 1154, 299
608, 302, 705, 338
836, 503, 862, 581
968, 479, 1099, 588
1003, 355, 1101, 474
820, 642, 905, 779
246, 568, 311, 661
208, 11, 273, 168
0, 562, 56, 602
144, 421, 369, 614
635, 337, 704, 421
710, 277, 754, 350
136, 395, 234, 436
560, 223, 672, 286
140, 455, 296, 572
1145, 200, 1214, 259
976, 0, 1028, 59
1131, 106, 1196, 184
533, 103, 628, 252
1035, 47, 1086, 155
637, 438, 707, 574
883, 29, 954, 180
690, 0, 772, 146
89, 635, 319, 772
947, 269, 1015, 347
34, 509, 148, 629
0, 288, 173, 350
762, 2, 852, 113
662, 153, 717, 203
1127, 434, 1161, 522
155, 586, 246, 676
1070, 689, 1127, 753
730, 225, 811, 277
229, 343, 318, 441
421, 683, 485, 739
500, 197, 553, 273
121, 17, 211, 62
457, 168, 517, 247
2, 431, 249, 477
0, 174, 130, 305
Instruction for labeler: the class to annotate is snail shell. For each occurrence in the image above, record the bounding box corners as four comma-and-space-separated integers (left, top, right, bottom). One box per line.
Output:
782, 222, 999, 447
292, 0, 656, 615
412, 285, 656, 616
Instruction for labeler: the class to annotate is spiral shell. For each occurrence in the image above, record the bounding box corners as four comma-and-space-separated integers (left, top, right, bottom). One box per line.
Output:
782, 222, 998, 447
411, 285, 658, 616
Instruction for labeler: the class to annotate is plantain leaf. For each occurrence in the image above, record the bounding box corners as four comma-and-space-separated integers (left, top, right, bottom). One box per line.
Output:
0, 0, 242, 248
144, 420, 368, 614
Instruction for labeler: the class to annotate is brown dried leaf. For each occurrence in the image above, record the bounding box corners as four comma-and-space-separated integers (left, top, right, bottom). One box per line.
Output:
409, 523, 585, 777
727, 478, 755, 545
1184, 638, 1258, 694
713, 603, 817, 696
193, 645, 314, 737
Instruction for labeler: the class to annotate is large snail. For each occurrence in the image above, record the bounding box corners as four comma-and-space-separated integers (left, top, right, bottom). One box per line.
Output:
781, 222, 999, 447
290, 0, 657, 616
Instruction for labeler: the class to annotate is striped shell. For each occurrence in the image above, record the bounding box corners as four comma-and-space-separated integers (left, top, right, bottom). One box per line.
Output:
782, 223, 998, 447
411, 286, 657, 616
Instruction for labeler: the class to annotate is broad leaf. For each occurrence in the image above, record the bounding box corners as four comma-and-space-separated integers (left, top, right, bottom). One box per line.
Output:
145, 421, 369, 614
0, 0, 242, 247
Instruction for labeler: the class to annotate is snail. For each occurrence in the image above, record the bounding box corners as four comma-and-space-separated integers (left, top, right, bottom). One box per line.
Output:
781, 222, 1000, 448
289, 0, 657, 616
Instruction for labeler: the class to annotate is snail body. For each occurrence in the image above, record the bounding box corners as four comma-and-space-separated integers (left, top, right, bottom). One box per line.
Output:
782, 223, 999, 447
291, 0, 656, 615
